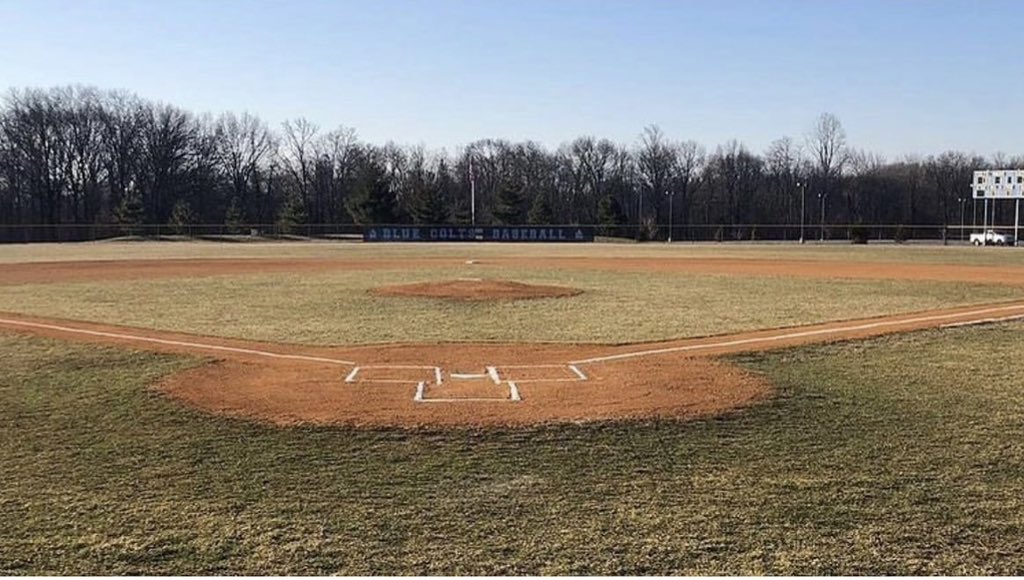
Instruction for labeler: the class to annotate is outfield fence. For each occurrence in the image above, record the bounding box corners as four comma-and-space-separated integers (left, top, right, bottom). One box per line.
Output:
0, 222, 1006, 244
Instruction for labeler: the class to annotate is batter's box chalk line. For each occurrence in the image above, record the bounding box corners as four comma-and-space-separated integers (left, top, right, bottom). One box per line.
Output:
414, 381, 522, 403
492, 364, 588, 383
345, 364, 586, 403
345, 365, 443, 385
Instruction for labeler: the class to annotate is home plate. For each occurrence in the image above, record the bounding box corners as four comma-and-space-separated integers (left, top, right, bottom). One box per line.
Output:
421, 376, 515, 402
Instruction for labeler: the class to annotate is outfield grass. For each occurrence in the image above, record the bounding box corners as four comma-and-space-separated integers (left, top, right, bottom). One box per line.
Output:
2, 323, 1024, 574
3, 239, 1024, 267
1, 266, 1020, 344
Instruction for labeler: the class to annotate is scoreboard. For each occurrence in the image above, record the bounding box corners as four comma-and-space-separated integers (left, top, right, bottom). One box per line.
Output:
973, 169, 1024, 199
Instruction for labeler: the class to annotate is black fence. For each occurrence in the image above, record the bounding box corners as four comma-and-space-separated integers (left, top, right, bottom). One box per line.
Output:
0, 222, 1008, 244
0, 223, 365, 243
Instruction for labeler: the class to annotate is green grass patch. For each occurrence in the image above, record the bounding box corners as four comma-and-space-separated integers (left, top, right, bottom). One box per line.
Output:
1, 267, 1020, 344
2, 323, 1024, 573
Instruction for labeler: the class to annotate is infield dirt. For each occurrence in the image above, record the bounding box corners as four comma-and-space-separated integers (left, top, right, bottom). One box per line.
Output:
370, 278, 582, 301
3, 254, 1023, 427
2, 298, 1023, 427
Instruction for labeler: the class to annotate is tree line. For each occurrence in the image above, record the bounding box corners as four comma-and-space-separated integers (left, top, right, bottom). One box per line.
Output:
1, 85, 1019, 239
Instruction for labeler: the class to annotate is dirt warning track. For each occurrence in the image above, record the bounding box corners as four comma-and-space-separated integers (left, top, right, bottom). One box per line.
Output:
2, 299, 1023, 428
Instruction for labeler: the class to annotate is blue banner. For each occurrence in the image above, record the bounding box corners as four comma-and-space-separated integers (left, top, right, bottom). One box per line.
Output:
363, 226, 594, 243
482, 226, 594, 242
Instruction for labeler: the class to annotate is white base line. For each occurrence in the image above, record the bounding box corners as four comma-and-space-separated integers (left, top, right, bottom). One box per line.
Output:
571, 304, 1024, 365
359, 364, 437, 369
0, 318, 356, 366
350, 379, 424, 384
499, 364, 571, 368
940, 313, 1024, 329
416, 398, 515, 403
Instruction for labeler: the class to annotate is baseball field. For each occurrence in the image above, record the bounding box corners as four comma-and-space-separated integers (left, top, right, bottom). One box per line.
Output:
2, 241, 1024, 574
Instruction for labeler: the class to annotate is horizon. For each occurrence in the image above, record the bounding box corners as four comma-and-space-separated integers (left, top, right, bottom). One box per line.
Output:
2, 0, 1022, 159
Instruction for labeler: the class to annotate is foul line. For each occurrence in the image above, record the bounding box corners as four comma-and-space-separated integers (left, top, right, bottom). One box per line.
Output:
940, 313, 1024, 329
570, 303, 1024, 365
0, 318, 356, 366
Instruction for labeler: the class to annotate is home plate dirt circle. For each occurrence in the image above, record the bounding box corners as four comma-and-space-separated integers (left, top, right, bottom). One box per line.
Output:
370, 278, 582, 301
3, 299, 1024, 428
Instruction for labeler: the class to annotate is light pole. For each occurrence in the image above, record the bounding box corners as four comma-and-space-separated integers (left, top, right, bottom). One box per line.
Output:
957, 197, 966, 242
797, 180, 806, 244
666, 189, 674, 243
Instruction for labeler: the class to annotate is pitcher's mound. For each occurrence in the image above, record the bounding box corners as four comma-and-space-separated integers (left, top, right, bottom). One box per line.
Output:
372, 279, 582, 301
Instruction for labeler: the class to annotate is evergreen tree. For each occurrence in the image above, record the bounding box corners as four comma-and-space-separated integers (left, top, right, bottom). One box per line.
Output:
225, 196, 244, 234
493, 183, 526, 225
345, 160, 394, 225
527, 193, 554, 225
438, 159, 469, 224
408, 168, 449, 224
168, 199, 197, 235
277, 189, 308, 235
450, 195, 472, 224
115, 189, 145, 235
597, 194, 627, 237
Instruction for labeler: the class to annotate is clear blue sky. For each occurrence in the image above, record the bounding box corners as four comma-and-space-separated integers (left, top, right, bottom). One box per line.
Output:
1, 0, 1020, 158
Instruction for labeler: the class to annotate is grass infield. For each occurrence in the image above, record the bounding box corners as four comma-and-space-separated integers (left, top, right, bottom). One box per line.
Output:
2, 323, 1023, 574
4, 240, 1024, 267
1, 267, 1019, 345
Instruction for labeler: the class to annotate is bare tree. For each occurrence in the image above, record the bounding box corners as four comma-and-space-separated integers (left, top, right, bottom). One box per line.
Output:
670, 140, 704, 238
702, 140, 763, 230
142, 103, 194, 223
765, 136, 804, 224
926, 151, 974, 231
317, 125, 359, 222
281, 118, 318, 221
560, 136, 617, 223
216, 112, 275, 223
636, 125, 676, 230
806, 112, 848, 238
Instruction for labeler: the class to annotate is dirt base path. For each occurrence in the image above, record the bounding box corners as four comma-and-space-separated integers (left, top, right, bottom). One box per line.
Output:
2, 299, 1023, 428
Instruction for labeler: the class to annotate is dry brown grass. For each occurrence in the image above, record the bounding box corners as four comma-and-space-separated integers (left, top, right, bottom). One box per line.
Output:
3, 239, 1024, 267
0, 265, 1019, 344
3, 322, 1024, 574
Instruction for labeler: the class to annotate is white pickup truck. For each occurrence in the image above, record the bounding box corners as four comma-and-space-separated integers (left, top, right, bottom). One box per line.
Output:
970, 230, 1015, 246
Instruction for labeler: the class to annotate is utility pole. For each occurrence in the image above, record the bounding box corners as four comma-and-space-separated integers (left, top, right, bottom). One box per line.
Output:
957, 197, 965, 242
983, 198, 989, 245
797, 180, 806, 244
667, 190, 674, 243
1016, 199, 1021, 247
